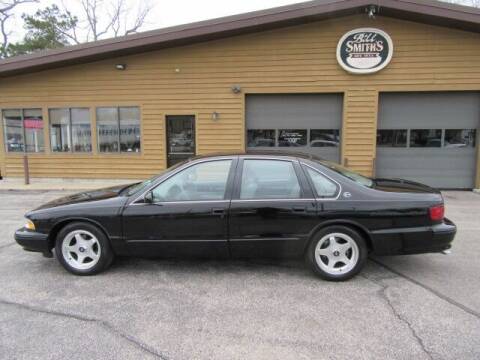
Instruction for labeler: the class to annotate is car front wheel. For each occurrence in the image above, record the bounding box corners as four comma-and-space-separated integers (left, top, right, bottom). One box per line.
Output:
55, 222, 114, 275
306, 225, 367, 281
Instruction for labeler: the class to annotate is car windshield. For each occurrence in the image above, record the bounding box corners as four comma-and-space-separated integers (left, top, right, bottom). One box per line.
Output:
122, 160, 188, 196
318, 160, 374, 188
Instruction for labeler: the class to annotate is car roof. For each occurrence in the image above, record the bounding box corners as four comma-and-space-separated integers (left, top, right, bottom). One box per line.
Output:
188, 150, 323, 162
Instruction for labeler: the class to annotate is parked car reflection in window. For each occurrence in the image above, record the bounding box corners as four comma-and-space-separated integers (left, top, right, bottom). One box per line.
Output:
377, 129, 407, 147
444, 129, 476, 148
310, 129, 340, 147
247, 129, 276, 147
410, 129, 442, 148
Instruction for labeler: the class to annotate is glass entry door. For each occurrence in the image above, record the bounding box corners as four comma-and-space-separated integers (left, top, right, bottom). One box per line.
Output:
166, 115, 195, 167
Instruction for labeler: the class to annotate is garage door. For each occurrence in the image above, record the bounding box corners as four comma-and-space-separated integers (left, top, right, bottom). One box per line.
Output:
376, 92, 479, 189
246, 94, 343, 162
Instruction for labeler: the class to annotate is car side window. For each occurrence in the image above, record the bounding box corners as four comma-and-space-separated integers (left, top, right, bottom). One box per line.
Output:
305, 167, 338, 198
240, 159, 301, 199
151, 160, 232, 202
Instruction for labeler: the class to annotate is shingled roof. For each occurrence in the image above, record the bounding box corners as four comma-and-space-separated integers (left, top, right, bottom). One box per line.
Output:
0, 0, 478, 77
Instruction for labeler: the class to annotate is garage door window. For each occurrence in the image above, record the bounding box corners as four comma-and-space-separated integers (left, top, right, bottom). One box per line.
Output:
410, 129, 442, 148
278, 129, 307, 147
444, 129, 476, 148
310, 130, 340, 147
240, 160, 301, 199
377, 130, 407, 147
247, 129, 275, 147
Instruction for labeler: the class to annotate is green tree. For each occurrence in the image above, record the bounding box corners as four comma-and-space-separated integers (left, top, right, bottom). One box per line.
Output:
6, 5, 78, 57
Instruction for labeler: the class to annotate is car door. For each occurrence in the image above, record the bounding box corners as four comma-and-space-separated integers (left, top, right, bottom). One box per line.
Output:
122, 158, 237, 258
228, 157, 318, 258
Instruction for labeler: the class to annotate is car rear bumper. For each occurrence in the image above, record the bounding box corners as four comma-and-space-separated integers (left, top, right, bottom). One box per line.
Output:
370, 218, 457, 255
14, 228, 51, 256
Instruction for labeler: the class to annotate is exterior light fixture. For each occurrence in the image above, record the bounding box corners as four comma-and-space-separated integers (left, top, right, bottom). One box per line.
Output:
231, 85, 242, 94
115, 64, 127, 70
367, 5, 377, 19
212, 111, 220, 121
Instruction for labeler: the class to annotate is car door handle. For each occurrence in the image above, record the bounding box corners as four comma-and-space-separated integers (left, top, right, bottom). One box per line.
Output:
212, 208, 226, 217
292, 206, 307, 213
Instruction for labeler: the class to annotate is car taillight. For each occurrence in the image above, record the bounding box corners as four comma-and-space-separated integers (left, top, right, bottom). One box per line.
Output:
429, 204, 444, 222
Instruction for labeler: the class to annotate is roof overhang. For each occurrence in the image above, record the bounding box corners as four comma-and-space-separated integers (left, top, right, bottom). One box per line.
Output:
0, 0, 479, 78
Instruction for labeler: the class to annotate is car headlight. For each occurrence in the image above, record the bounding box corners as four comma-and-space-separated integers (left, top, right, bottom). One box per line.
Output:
24, 219, 36, 231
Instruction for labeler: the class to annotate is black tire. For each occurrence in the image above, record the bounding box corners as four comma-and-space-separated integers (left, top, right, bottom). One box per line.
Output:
55, 222, 115, 276
306, 225, 367, 281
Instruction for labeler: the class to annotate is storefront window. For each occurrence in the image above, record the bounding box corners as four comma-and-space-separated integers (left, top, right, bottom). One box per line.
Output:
409, 129, 442, 148
119, 107, 141, 152
377, 130, 407, 147
3, 109, 24, 152
3, 109, 44, 153
97, 107, 141, 153
50, 108, 91, 152
310, 129, 340, 147
23, 109, 45, 153
444, 129, 476, 148
247, 129, 275, 147
97, 108, 119, 152
278, 129, 307, 147
71, 108, 92, 152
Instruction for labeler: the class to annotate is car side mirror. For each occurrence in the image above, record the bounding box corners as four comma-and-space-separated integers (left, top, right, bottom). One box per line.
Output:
144, 191, 154, 204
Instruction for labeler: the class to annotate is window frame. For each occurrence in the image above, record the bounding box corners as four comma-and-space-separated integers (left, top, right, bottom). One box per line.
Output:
49, 107, 92, 153
301, 163, 341, 200
232, 157, 309, 201
3, 108, 45, 153
96, 106, 142, 154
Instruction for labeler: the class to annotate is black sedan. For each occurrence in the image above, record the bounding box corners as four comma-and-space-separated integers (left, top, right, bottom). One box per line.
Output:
15, 152, 456, 281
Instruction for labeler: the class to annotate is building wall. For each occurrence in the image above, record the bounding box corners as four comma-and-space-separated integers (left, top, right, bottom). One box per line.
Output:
0, 14, 479, 185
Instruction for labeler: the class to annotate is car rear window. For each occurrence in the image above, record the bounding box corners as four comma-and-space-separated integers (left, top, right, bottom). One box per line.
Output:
317, 160, 374, 188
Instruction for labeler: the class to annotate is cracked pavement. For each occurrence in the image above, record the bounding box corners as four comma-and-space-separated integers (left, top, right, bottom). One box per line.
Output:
0, 190, 479, 359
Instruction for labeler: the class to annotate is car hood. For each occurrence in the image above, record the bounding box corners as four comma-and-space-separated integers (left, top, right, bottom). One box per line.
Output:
372, 178, 441, 194
33, 184, 134, 211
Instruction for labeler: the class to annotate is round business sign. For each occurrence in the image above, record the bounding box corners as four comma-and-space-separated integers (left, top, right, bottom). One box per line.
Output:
337, 28, 393, 74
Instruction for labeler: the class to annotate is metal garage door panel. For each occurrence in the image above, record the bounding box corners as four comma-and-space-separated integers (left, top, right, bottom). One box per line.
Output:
379, 92, 479, 129
376, 148, 476, 188
246, 94, 343, 162
377, 92, 479, 189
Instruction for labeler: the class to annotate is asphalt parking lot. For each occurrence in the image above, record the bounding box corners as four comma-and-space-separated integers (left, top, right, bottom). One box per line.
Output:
0, 190, 479, 360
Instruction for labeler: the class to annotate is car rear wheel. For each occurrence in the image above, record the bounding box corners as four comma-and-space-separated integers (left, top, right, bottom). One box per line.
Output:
55, 222, 114, 275
306, 225, 367, 281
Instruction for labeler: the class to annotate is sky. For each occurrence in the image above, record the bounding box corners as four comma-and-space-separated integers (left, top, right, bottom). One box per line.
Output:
6, 0, 477, 43
7, 0, 309, 42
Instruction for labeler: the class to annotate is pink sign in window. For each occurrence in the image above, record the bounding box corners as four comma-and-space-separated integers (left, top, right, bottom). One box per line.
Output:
24, 118, 43, 129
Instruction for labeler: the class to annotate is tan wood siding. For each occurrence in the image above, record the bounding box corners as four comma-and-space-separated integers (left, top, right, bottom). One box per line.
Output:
0, 15, 479, 186
342, 89, 379, 175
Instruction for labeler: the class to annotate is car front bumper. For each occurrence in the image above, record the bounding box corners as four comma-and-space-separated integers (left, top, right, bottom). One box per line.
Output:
14, 228, 51, 257
370, 218, 457, 256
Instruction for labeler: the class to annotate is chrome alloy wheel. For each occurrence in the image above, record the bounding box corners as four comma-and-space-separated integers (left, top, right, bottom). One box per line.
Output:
61, 230, 101, 270
314, 232, 359, 275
